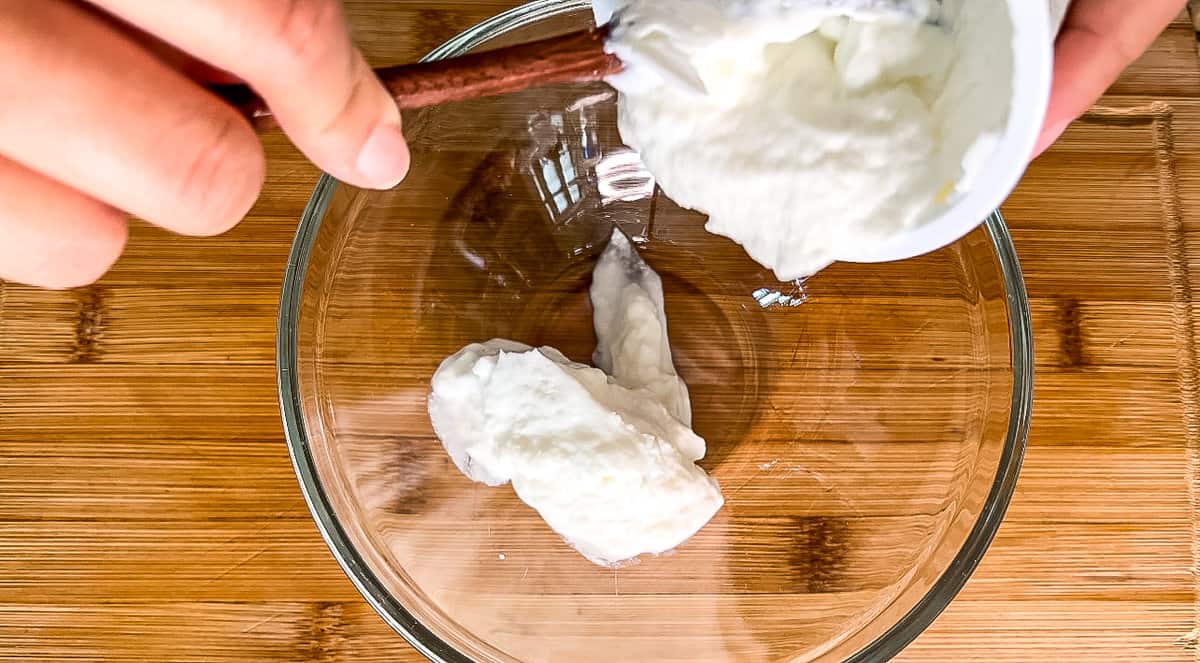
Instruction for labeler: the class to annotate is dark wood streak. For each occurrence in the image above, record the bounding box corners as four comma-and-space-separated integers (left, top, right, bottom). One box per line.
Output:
303, 601, 346, 663
1055, 297, 1086, 369
1078, 113, 1157, 128
70, 285, 107, 364
792, 516, 851, 594
350, 435, 434, 516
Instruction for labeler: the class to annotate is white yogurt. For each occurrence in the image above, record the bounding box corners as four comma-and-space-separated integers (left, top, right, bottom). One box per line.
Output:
428, 230, 722, 566
590, 228, 692, 426
600, 0, 1018, 279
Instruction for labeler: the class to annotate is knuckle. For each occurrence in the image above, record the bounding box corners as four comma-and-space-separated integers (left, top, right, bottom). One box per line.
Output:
175, 113, 263, 236
317, 64, 371, 137
265, 0, 343, 75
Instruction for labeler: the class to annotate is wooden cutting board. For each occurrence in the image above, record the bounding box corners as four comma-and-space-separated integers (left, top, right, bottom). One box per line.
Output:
2, 3, 1199, 661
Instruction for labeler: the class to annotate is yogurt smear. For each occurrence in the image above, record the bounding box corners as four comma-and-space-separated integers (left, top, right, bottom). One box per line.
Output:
601, 0, 1014, 279
428, 230, 722, 566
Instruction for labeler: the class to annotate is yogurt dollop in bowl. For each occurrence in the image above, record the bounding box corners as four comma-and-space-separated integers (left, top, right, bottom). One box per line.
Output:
278, 1, 1033, 661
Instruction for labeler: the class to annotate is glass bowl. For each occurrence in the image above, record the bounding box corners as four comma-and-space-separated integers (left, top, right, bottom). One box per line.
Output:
277, 1, 1032, 660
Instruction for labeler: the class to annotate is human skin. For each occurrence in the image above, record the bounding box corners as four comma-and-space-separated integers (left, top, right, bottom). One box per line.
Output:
0, 0, 410, 289
1034, 0, 1187, 156
0, 0, 1188, 289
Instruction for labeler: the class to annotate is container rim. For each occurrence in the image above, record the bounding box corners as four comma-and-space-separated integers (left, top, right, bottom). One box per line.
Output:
276, 2, 1033, 660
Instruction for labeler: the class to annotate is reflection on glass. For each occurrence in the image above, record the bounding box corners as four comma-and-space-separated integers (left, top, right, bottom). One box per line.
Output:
752, 284, 808, 308
524, 89, 657, 257
596, 148, 654, 204
527, 93, 610, 223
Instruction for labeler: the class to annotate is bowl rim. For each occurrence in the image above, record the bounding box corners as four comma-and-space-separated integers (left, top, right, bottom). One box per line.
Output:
276, 2, 1034, 660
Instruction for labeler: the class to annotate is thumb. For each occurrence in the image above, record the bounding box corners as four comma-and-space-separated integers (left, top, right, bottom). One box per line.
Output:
1034, 0, 1185, 157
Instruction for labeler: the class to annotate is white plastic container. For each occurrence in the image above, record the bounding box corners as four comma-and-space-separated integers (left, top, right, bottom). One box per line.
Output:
843, 0, 1058, 264
593, 0, 1063, 266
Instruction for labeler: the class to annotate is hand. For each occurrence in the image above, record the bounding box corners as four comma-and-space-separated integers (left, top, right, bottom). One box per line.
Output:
0, 0, 410, 289
1035, 0, 1187, 157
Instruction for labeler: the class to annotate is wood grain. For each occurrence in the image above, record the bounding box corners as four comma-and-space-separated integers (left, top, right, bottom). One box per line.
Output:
2, 4, 1200, 663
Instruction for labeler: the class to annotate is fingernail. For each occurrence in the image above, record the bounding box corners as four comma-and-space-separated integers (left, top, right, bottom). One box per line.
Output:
356, 123, 411, 189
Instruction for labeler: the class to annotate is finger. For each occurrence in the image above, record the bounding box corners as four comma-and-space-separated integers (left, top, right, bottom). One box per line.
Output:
0, 0, 264, 237
125, 28, 244, 85
74, 1, 244, 84
91, 0, 411, 189
0, 155, 127, 290
1035, 0, 1185, 156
